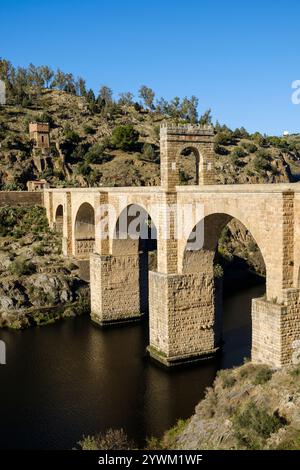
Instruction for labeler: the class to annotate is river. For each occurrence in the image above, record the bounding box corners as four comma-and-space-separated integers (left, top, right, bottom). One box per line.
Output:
0, 283, 265, 449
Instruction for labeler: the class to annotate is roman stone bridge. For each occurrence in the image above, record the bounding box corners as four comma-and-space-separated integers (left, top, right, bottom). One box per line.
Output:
43, 124, 300, 368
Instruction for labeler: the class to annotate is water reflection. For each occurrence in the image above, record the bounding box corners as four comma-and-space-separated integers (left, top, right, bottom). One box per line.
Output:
0, 284, 264, 449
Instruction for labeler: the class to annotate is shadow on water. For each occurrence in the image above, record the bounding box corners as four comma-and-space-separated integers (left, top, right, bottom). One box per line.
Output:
0, 282, 265, 449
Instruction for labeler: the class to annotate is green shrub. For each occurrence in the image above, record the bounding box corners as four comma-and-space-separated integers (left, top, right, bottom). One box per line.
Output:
232, 146, 247, 158
241, 142, 258, 153
217, 369, 236, 387
252, 149, 271, 172
253, 366, 273, 385
84, 144, 111, 164
64, 127, 80, 144
110, 125, 139, 151
78, 429, 134, 450
83, 124, 95, 135
0, 205, 49, 237
141, 143, 156, 161
76, 162, 92, 176
214, 144, 229, 155
289, 366, 300, 377
215, 131, 234, 146
10, 257, 36, 276
33, 244, 46, 256
232, 402, 285, 449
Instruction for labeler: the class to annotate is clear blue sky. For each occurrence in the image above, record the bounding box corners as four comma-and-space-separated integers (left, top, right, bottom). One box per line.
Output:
1, 0, 300, 135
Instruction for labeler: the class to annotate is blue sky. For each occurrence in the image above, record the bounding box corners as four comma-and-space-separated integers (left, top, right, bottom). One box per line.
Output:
1, 0, 300, 135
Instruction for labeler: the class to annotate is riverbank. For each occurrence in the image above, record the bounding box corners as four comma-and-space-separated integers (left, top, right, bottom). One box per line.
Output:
79, 361, 300, 451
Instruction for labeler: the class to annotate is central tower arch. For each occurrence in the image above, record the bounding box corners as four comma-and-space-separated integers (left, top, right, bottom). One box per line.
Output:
160, 123, 216, 190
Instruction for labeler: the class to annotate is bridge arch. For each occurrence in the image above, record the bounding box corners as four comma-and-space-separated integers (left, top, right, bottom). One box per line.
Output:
178, 206, 269, 277
182, 212, 266, 363
74, 202, 95, 259
54, 204, 64, 234
111, 203, 157, 257
108, 203, 157, 316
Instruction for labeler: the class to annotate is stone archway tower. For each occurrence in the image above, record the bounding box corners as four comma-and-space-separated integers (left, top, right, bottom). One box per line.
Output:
160, 123, 215, 189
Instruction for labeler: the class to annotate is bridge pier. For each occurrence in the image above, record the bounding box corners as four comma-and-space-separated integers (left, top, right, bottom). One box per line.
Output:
90, 253, 144, 325
252, 288, 300, 367
148, 271, 220, 366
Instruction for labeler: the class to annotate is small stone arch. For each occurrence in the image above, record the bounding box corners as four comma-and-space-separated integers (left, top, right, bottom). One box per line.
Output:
178, 146, 201, 185
74, 202, 95, 259
54, 204, 64, 234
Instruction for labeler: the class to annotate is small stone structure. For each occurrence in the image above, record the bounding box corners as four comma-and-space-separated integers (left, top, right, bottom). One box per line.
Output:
29, 122, 51, 172
27, 179, 50, 192
43, 123, 300, 368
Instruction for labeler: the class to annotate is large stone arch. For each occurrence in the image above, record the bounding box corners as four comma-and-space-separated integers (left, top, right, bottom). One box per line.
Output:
176, 201, 274, 300
91, 203, 157, 325
181, 212, 266, 275
181, 212, 267, 360
74, 202, 95, 259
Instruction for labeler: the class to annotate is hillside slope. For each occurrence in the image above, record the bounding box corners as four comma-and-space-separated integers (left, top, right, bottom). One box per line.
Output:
160, 362, 300, 450
1, 88, 300, 189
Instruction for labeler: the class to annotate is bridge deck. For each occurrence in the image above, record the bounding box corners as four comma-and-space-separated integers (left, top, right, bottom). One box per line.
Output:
45, 183, 300, 194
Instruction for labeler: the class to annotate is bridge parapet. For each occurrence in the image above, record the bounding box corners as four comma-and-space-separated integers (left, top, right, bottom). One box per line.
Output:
160, 122, 214, 136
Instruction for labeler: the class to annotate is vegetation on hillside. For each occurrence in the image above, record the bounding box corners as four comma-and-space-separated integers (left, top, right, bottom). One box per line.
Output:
0, 205, 89, 329
1, 57, 300, 190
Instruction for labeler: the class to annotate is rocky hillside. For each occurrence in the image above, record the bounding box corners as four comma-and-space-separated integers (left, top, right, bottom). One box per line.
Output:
160, 362, 300, 450
0, 205, 89, 328
1, 88, 300, 190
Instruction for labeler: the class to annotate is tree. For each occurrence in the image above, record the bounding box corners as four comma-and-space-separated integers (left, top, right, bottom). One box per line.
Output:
142, 143, 156, 161
168, 96, 181, 119
52, 69, 68, 90
76, 77, 86, 96
111, 125, 139, 151
199, 108, 212, 126
139, 85, 155, 109
215, 131, 234, 146
98, 85, 113, 105
40, 66, 54, 88
63, 73, 76, 94
86, 89, 96, 102
181, 96, 199, 123
156, 97, 169, 114
118, 92, 134, 106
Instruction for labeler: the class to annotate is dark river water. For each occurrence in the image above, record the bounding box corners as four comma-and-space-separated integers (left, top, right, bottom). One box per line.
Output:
0, 284, 265, 449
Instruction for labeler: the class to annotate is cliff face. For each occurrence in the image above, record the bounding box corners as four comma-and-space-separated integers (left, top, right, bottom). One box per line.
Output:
161, 362, 300, 450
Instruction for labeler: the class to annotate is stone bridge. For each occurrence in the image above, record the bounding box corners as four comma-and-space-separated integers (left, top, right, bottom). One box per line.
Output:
43, 124, 300, 368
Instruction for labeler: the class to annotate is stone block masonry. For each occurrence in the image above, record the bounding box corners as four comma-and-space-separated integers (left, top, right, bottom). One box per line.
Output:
0, 191, 43, 206
90, 253, 143, 325
148, 271, 218, 365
